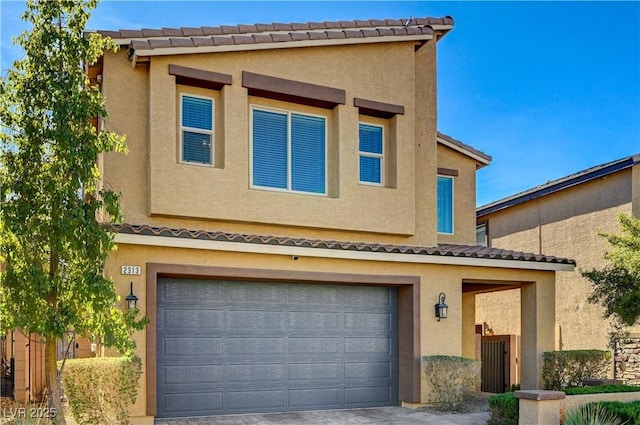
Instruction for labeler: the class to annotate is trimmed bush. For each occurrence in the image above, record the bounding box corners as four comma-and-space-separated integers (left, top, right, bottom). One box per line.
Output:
565, 385, 640, 395
487, 392, 518, 425
59, 356, 142, 425
422, 355, 481, 412
543, 350, 610, 390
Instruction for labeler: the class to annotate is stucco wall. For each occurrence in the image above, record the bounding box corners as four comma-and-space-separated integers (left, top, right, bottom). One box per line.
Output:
100, 40, 445, 245
436, 144, 479, 245
477, 168, 635, 351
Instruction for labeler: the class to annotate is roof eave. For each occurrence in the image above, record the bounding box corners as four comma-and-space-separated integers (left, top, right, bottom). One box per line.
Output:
477, 154, 640, 217
127, 33, 436, 60
437, 134, 492, 169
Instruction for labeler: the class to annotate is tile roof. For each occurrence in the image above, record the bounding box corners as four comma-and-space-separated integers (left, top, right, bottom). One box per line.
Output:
95, 17, 454, 56
477, 153, 640, 216
111, 223, 575, 266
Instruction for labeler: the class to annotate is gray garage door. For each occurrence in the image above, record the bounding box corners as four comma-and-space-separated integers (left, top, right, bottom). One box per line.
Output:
156, 278, 398, 418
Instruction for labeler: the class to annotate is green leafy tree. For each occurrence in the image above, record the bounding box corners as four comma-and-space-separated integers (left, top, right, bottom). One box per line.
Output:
584, 213, 640, 329
0, 1, 145, 422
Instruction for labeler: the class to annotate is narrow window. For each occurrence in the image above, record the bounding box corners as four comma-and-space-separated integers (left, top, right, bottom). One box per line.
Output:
359, 123, 384, 185
251, 107, 326, 195
476, 221, 488, 246
181, 94, 213, 164
437, 176, 454, 234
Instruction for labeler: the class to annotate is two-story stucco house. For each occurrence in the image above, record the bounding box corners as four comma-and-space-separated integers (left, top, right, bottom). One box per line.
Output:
88, 17, 574, 422
476, 155, 640, 384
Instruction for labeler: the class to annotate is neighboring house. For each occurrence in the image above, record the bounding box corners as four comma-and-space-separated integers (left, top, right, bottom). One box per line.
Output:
476, 155, 640, 383
81, 17, 575, 423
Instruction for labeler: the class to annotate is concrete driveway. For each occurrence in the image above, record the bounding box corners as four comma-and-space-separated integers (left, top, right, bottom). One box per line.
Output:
154, 407, 490, 425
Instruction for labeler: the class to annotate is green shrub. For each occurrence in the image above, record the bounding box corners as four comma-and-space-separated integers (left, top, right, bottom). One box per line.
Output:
595, 401, 640, 425
543, 350, 610, 390
562, 402, 625, 425
487, 392, 518, 425
59, 356, 142, 425
565, 385, 640, 395
422, 355, 481, 412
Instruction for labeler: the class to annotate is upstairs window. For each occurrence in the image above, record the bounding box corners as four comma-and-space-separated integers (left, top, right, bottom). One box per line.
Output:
181, 94, 213, 165
437, 176, 454, 234
251, 107, 326, 195
359, 123, 384, 185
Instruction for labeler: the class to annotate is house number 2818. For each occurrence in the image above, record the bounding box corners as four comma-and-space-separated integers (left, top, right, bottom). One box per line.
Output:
121, 266, 141, 275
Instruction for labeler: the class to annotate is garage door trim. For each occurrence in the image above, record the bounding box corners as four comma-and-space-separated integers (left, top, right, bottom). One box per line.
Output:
145, 263, 421, 416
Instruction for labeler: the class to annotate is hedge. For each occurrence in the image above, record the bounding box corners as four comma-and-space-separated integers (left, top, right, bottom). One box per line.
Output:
422, 355, 481, 412
487, 392, 518, 425
565, 384, 640, 395
542, 350, 610, 390
59, 356, 142, 425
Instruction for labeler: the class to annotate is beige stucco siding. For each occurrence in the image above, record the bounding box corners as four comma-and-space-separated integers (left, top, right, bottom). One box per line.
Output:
101, 42, 439, 243
477, 169, 635, 350
436, 144, 478, 245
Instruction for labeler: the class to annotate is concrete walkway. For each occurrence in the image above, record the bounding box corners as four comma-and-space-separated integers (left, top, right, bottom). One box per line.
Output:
154, 407, 490, 425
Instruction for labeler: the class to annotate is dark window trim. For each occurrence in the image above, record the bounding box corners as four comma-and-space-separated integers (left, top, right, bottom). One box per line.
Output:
242, 71, 345, 109
354, 97, 405, 119
437, 167, 459, 177
169, 64, 232, 91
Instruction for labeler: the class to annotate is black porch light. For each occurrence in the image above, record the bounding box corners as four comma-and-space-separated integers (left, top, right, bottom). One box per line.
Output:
434, 292, 448, 321
125, 281, 138, 311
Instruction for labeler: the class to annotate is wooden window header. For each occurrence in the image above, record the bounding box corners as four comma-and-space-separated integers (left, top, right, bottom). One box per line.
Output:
354, 97, 405, 119
242, 71, 345, 109
437, 167, 459, 177
169, 64, 232, 91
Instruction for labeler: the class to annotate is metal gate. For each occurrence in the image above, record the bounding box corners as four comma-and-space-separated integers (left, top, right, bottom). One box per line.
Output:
481, 340, 506, 393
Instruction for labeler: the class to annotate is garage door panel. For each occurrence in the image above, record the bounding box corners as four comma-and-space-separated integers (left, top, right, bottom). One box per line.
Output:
343, 286, 391, 306
157, 279, 398, 417
289, 388, 340, 408
225, 283, 284, 303
161, 392, 223, 414
344, 362, 391, 379
288, 311, 339, 329
344, 337, 391, 354
228, 337, 283, 355
161, 337, 222, 356
163, 365, 223, 385
288, 363, 341, 381
228, 390, 284, 410
228, 310, 284, 330
287, 285, 340, 304
288, 337, 340, 354
226, 364, 284, 383
344, 312, 391, 330
345, 386, 391, 404
160, 280, 222, 304
161, 309, 224, 330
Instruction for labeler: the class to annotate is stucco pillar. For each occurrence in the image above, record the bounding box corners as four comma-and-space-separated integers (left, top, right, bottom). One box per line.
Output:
515, 390, 565, 425
461, 292, 476, 359
520, 275, 556, 389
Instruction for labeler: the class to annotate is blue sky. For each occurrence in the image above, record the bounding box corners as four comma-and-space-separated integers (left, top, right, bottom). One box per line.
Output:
1, 1, 639, 206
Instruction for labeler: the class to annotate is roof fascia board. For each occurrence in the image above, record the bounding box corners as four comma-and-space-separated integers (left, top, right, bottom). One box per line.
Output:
128, 34, 433, 59
437, 135, 491, 167
114, 233, 574, 272
478, 155, 640, 217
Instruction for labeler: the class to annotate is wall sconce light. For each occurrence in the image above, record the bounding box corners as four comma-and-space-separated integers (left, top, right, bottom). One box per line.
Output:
125, 281, 138, 311
434, 292, 448, 321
